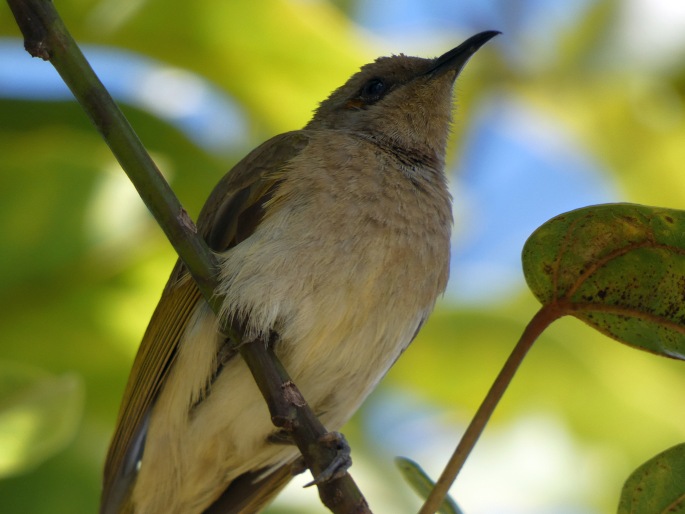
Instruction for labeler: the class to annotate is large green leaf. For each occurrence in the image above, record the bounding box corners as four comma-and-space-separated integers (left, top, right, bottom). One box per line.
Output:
618, 443, 685, 514
523, 203, 685, 360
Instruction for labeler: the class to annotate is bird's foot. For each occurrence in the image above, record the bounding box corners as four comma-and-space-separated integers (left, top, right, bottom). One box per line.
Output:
304, 431, 352, 487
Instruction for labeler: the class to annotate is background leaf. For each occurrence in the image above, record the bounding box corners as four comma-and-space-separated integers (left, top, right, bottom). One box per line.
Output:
396, 457, 462, 514
617, 443, 685, 514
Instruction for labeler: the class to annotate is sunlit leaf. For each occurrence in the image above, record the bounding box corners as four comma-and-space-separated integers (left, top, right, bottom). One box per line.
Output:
523, 203, 685, 360
0, 362, 84, 477
617, 443, 685, 514
395, 457, 462, 514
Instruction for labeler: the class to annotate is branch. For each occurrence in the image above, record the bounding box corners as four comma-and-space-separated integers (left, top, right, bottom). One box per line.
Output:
6, 1, 370, 512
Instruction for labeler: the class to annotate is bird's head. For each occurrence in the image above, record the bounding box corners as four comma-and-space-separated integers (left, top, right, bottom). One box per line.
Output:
307, 31, 499, 165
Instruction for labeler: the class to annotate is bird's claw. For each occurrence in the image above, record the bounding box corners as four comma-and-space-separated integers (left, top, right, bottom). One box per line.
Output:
304, 431, 352, 487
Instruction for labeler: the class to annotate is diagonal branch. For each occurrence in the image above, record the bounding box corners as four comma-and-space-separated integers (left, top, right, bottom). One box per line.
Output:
6, 0, 370, 512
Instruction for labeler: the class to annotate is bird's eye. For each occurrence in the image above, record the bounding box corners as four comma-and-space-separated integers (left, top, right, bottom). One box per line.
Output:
359, 78, 387, 102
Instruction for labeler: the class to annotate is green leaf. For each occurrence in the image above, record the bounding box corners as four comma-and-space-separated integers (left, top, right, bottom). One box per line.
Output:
395, 457, 463, 514
617, 443, 685, 513
0, 362, 84, 478
522, 203, 685, 360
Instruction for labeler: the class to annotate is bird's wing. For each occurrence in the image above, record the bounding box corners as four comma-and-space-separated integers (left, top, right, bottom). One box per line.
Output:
100, 131, 311, 514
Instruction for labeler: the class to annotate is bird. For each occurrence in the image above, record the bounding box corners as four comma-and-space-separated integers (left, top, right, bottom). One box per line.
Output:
100, 30, 499, 514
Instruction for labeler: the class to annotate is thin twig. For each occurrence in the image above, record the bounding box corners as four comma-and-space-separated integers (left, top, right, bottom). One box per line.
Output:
418, 303, 564, 514
6, 0, 369, 511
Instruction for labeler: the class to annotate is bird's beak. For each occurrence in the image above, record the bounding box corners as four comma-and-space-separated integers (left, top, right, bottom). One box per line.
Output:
426, 30, 500, 78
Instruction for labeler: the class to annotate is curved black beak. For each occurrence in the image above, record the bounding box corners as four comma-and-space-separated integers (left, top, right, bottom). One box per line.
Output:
426, 30, 500, 77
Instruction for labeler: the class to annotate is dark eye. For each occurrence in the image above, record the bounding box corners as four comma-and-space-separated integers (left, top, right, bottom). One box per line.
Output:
359, 78, 387, 102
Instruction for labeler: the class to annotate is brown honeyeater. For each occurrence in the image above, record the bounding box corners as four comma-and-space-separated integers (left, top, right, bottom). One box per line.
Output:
101, 30, 499, 514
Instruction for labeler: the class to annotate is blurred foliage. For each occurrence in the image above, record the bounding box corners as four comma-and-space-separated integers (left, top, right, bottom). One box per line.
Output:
0, 363, 83, 478
0, 1, 684, 513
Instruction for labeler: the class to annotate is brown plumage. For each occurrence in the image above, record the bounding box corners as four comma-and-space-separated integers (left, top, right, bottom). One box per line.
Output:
101, 31, 498, 514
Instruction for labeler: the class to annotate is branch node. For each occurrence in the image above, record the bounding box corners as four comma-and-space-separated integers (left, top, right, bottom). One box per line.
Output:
26, 39, 51, 60
270, 415, 294, 431
7, 0, 51, 60
178, 208, 198, 233
282, 380, 306, 408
